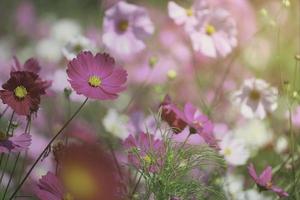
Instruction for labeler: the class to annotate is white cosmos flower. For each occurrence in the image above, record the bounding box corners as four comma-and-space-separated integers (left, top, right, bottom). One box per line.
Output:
219, 134, 250, 166
233, 119, 273, 151
36, 38, 62, 62
103, 109, 129, 140
50, 19, 82, 43
62, 35, 95, 60
237, 189, 272, 200
232, 78, 278, 119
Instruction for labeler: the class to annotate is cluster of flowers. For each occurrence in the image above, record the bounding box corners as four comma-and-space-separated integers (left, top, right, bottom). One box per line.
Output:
0, 0, 295, 199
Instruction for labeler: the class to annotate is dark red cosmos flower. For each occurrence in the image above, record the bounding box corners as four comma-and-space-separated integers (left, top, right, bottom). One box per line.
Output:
0, 71, 48, 116
160, 95, 188, 134
12, 56, 41, 73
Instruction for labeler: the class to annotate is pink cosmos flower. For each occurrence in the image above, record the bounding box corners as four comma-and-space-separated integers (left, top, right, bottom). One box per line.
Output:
15, 1, 37, 36
168, 0, 208, 32
102, 1, 154, 58
35, 172, 65, 200
0, 133, 31, 153
248, 163, 289, 198
67, 51, 127, 100
190, 8, 237, 58
123, 132, 165, 173
183, 103, 218, 148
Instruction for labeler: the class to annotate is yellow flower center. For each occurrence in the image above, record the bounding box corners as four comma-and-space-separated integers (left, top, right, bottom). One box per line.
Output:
117, 19, 129, 32
206, 24, 216, 36
14, 86, 28, 99
249, 89, 261, 101
224, 148, 232, 156
266, 181, 273, 189
186, 8, 193, 17
63, 193, 74, 200
143, 155, 153, 165
88, 75, 101, 87
63, 165, 97, 199
0, 131, 7, 141
167, 69, 177, 80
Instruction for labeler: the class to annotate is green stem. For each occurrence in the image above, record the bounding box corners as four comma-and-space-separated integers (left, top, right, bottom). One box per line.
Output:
2, 153, 20, 199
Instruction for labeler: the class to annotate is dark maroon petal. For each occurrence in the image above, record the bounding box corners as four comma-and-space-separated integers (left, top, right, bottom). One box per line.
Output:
23, 58, 41, 73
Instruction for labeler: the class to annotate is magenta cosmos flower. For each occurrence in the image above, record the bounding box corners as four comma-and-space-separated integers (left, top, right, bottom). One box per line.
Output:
248, 163, 288, 198
123, 132, 165, 173
190, 8, 237, 58
0, 132, 31, 153
67, 51, 127, 100
102, 1, 154, 57
35, 172, 67, 200
0, 71, 48, 116
183, 103, 218, 148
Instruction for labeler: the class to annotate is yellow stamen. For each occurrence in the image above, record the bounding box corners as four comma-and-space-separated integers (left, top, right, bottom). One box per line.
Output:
266, 181, 273, 189
117, 20, 129, 32
88, 75, 101, 87
206, 24, 216, 35
186, 8, 193, 17
63, 193, 74, 200
249, 90, 261, 101
143, 155, 153, 165
14, 86, 28, 99
63, 166, 97, 198
224, 148, 232, 156
167, 69, 177, 80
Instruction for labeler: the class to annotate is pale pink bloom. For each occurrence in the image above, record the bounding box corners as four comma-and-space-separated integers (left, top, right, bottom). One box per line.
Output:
291, 106, 300, 128
232, 78, 278, 119
102, 1, 154, 58
190, 8, 237, 58
168, 0, 208, 32
208, 0, 257, 44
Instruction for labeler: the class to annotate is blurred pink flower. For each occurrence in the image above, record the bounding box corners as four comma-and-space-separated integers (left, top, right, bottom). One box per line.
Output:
123, 132, 165, 173
291, 106, 300, 128
67, 51, 127, 100
168, 0, 208, 32
209, 0, 257, 44
102, 1, 154, 58
0, 133, 31, 153
35, 172, 65, 200
184, 103, 218, 148
248, 163, 288, 198
190, 8, 237, 57
15, 1, 37, 36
